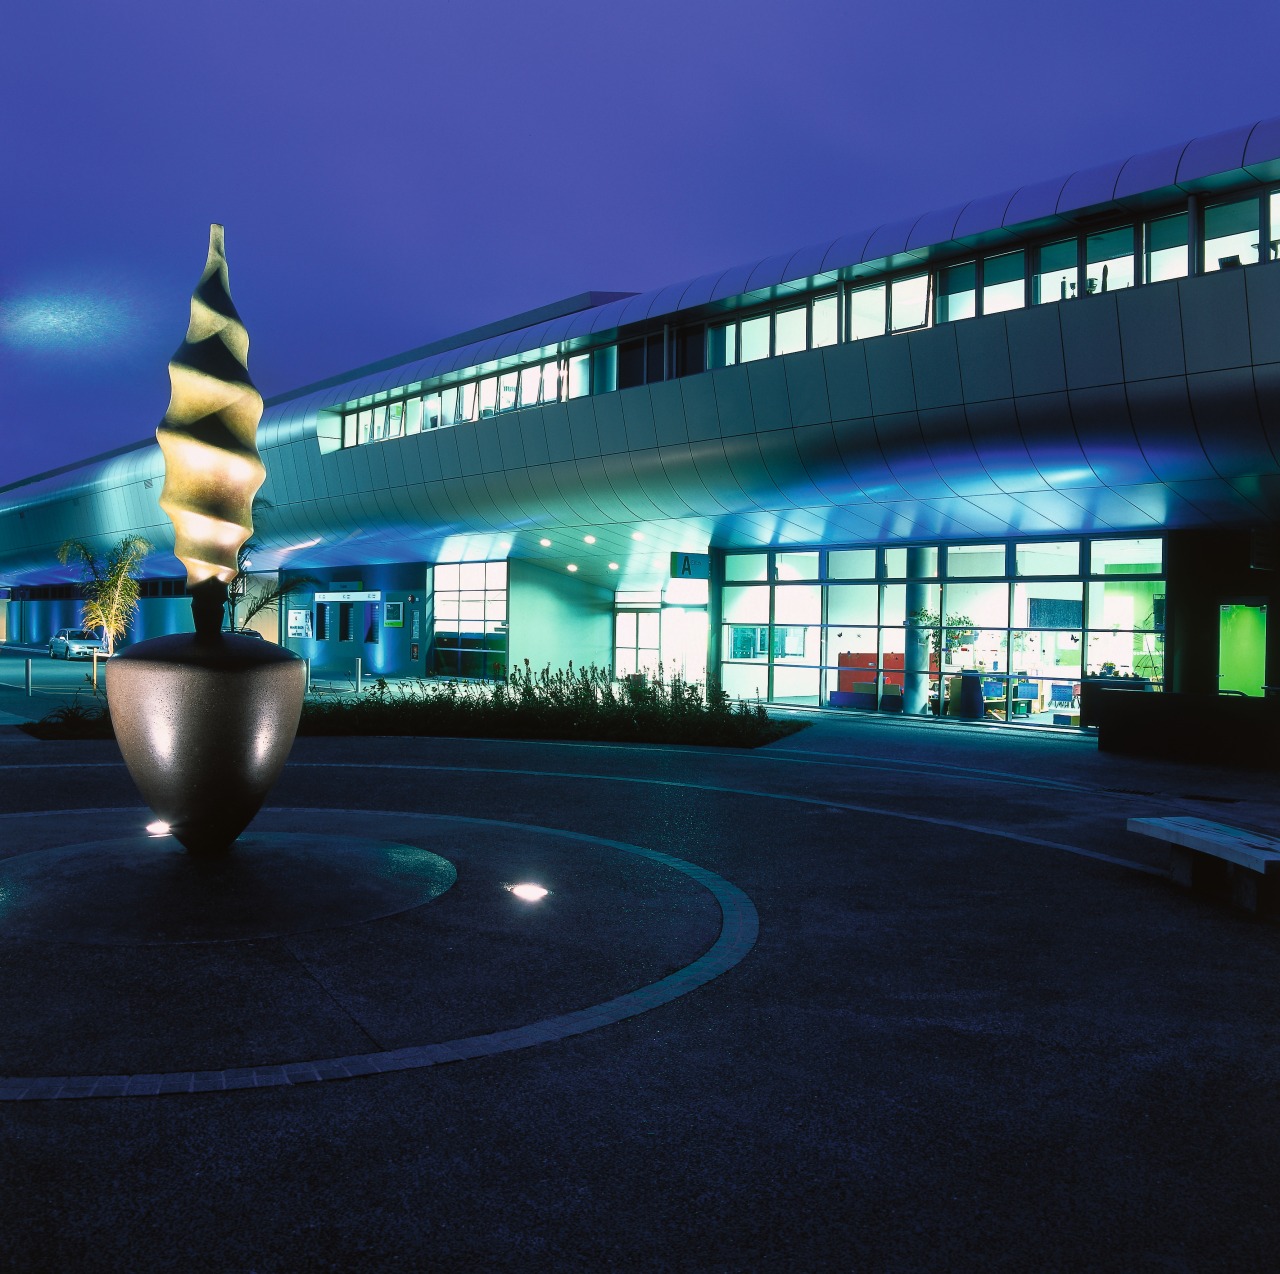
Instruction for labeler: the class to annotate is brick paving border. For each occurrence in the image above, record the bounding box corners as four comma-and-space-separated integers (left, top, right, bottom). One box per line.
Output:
0, 808, 758, 1102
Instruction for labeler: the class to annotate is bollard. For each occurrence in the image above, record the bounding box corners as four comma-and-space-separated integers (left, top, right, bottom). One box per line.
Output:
304, 658, 311, 693
92, 650, 99, 693
26, 658, 33, 697
355, 657, 362, 695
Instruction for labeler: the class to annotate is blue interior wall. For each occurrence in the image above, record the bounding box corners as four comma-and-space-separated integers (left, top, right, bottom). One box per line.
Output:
282, 561, 427, 678
13, 595, 194, 647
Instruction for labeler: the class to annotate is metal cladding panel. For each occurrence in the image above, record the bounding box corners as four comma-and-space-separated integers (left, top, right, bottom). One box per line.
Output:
493, 328, 534, 359
566, 399, 602, 459
1005, 306, 1068, 397
434, 430, 463, 480
1117, 281, 1187, 380
1171, 476, 1269, 524
862, 216, 924, 263
791, 423, 863, 503
678, 375, 719, 443
592, 392, 628, 455
828, 418, 905, 503
564, 308, 603, 340
969, 491, 1066, 534
688, 439, 755, 509
502, 468, 555, 525
1244, 117, 1280, 177
822, 342, 874, 420
875, 412, 954, 500
782, 240, 835, 283
493, 416, 528, 470
1013, 392, 1093, 489
1065, 485, 1149, 529
1114, 143, 1186, 201
953, 190, 1017, 240
719, 434, 789, 508
1187, 368, 1276, 475
399, 438, 426, 488
1068, 385, 1157, 485
1254, 363, 1280, 459
917, 405, 999, 496
626, 448, 696, 517
1029, 487, 1116, 532
1059, 295, 1125, 389
1056, 161, 1125, 215
678, 270, 731, 310
709, 263, 760, 303
541, 404, 576, 464
474, 423, 504, 474
964, 399, 1049, 494
955, 318, 1014, 403
711, 366, 754, 438
906, 203, 968, 251
1004, 177, 1073, 230
1125, 377, 1215, 482
937, 496, 1014, 537
1179, 271, 1252, 373
620, 387, 658, 450
454, 428, 484, 477
617, 290, 664, 327
517, 409, 551, 468
1245, 264, 1280, 364
599, 454, 664, 521
647, 381, 690, 446
587, 297, 633, 335
645, 281, 694, 319
660, 444, 730, 516
864, 337, 916, 416
746, 360, 792, 433
907, 326, 963, 410
820, 229, 876, 274
745, 252, 799, 292
757, 432, 827, 508
572, 457, 639, 522
784, 349, 833, 428
1176, 124, 1254, 185
525, 464, 573, 522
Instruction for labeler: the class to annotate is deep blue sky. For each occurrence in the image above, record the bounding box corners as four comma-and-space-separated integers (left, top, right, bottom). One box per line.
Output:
2, 0, 1275, 484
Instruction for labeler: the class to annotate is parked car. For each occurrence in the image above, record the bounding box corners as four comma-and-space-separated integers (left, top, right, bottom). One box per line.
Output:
48, 628, 105, 659
224, 628, 265, 639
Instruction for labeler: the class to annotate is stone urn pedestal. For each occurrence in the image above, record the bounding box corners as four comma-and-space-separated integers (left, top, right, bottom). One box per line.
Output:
107, 632, 306, 854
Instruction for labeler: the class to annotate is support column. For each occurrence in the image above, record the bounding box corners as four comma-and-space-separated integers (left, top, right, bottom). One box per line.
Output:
904, 546, 937, 715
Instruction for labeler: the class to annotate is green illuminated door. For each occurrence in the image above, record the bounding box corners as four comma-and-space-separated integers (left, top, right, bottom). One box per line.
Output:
1219, 603, 1267, 695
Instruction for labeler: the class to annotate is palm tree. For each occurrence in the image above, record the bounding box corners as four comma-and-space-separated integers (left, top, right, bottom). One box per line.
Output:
57, 535, 152, 656
224, 498, 320, 635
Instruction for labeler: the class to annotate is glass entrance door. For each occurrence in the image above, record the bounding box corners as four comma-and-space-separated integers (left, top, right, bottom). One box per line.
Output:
1219, 603, 1267, 695
661, 607, 708, 685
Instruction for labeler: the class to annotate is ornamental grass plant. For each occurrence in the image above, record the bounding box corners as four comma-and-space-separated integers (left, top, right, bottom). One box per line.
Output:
299, 661, 800, 747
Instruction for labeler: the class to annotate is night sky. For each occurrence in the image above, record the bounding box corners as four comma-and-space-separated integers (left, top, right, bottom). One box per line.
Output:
2, 0, 1276, 485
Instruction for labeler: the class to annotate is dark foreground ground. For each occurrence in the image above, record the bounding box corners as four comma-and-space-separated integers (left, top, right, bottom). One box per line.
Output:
1, 711, 1278, 1273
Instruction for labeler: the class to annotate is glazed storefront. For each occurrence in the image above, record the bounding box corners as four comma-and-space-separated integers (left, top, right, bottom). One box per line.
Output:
718, 537, 1165, 724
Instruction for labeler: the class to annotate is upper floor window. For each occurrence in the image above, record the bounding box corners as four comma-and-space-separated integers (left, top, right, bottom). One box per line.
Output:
1204, 196, 1260, 271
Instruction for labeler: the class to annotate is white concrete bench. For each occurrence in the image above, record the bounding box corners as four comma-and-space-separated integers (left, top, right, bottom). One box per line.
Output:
1127, 816, 1280, 914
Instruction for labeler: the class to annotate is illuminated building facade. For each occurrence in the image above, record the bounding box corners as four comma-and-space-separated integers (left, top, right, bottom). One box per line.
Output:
5, 118, 1280, 724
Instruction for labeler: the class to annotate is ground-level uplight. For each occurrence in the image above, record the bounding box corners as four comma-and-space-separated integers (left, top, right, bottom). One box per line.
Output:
508, 883, 549, 902
145, 821, 171, 836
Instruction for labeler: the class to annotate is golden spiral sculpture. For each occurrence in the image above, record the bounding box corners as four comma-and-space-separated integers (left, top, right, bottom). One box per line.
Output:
156, 224, 265, 588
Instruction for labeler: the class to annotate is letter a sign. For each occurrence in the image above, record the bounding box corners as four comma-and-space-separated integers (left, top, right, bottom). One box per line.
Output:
670, 552, 710, 579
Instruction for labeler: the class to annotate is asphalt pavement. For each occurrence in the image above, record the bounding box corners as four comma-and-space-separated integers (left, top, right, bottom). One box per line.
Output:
1, 694, 1279, 1271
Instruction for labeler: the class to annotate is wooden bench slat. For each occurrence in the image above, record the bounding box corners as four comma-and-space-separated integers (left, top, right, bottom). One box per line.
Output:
1127, 816, 1280, 875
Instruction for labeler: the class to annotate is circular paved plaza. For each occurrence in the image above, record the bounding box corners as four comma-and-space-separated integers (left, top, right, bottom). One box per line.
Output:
2, 714, 1279, 1271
